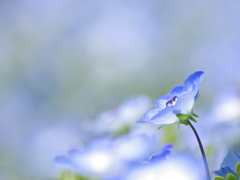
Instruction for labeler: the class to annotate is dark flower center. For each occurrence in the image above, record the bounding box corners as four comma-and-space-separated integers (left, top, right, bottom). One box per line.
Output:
166, 96, 178, 107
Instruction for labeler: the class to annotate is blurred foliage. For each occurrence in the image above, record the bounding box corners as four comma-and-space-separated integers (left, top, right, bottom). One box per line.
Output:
57, 171, 96, 180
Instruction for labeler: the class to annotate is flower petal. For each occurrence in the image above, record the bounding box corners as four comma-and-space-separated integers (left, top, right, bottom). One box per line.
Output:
137, 71, 205, 126
174, 84, 198, 114
170, 85, 184, 96
149, 106, 179, 125
212, 167, 238, 179
221, 150, 240, 171
155, 94, 172, 110
155, 86, 184, 110
183, 71, 205, 92
137, 107, 160, 123
146, 143, 173, 163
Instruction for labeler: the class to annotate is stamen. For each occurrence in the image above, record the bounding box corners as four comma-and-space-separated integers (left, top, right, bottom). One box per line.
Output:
166, 96, 178, 107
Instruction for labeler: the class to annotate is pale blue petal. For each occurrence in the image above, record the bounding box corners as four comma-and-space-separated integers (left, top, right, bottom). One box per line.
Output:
146, 144, 173, 163
183, 71, 205, 92
55, 149, 83, 169
155, 86, 184, 110
137, 107, 160, 123
170, 85, 184, 96
55, 155, 72, 165
234, 152, 240, 159
115, 134, 155, 161
155, 94, 172, 110
55, 156, 70, 164
174, 84, 198, 114
68, 149, 81, 157
138, 106, 178, 125
138, 71, 205, 126
150, 106, 178, 125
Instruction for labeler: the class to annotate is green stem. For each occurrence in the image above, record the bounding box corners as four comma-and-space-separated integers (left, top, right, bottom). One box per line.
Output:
187, 120, 211, 180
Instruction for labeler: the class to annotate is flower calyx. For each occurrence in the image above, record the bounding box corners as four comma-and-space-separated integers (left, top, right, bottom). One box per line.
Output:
176, 111, 198, 125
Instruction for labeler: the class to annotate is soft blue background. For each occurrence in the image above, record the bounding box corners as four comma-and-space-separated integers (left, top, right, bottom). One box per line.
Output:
1, 0, 240, 180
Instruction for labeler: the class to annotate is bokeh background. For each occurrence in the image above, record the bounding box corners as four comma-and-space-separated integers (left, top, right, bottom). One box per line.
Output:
1, 0, 240, 180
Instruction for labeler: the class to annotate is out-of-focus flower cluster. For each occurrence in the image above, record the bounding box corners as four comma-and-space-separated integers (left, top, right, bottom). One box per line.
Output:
54, 72, 240, 180
55, 95, 203, 180
1, 1, 240, 180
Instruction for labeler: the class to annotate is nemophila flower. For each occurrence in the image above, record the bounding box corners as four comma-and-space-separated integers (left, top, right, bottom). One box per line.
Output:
213, 150, 240, 180
137, 71, 205, 126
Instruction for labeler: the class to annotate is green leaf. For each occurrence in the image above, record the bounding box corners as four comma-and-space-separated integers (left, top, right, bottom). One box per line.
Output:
57, 171, 96, 180
189, 116, 197, 123
235, 162, 240, 178
57, 171, 75, 180
226, 173, 237, 180
191, 112, 199, 117
116, 125, 130, 136
214, 176, 226, 180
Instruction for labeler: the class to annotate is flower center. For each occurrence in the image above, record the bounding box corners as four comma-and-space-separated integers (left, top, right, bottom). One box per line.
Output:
166, 96, 178, 107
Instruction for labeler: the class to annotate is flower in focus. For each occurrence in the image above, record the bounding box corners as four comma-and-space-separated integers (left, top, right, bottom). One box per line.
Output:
137, 71, 205, 126
213, 150, 240, 180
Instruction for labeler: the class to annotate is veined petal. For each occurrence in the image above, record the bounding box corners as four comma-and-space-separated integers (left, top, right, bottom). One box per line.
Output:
170, 85, 184, 96
155, 86, 184, 110
137, 106, 178, 125
149, 106, 179, 125
174, 84, 198, 114
137, 71, 205, 126
183, 71, 205, 92
155, 94, 172, 110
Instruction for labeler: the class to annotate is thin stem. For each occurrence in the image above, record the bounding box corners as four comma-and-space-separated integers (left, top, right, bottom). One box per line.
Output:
187, 120, 211, 180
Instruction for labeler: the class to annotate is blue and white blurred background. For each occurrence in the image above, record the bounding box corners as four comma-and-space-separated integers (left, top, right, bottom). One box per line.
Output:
1, 0, 240, 180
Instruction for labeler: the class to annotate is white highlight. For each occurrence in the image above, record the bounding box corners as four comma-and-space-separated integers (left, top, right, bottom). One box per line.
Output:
214, 98, 240, 121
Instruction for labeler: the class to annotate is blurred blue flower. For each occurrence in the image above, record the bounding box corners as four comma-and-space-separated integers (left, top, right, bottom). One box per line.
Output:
103, 143, 174, 180
145, 144, 173, 163
55, 134, 157, 179
137, 71, 205, 126
119, 153, 202, 180
89, 95, 151, 135
213, 150, 240, 179
209, 86, 240, 122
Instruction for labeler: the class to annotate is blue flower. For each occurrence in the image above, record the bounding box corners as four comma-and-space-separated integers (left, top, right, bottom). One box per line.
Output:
145, 143, 173, 163
213, 150, 240, 179
119, 153, 203, 180
55, 134, 156, 179
99, 144, 174, 180
137, 71, 205, 126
